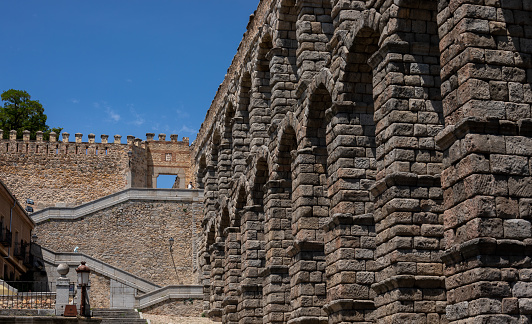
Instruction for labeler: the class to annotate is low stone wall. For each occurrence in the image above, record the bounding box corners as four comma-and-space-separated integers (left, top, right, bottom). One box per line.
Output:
35, 199, 203, 288
89, 273, 110, 309
0, 309, 55, 316
0, 316, 102, 323
142, 298, 204, 317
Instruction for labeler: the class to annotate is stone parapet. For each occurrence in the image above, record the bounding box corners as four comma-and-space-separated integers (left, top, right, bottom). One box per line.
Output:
136, 285, 203, 309
40, 246, 160, 294
31, 188, 203, 223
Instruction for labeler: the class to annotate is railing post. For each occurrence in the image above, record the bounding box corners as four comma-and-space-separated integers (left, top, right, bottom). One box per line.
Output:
55, 264, 71, 315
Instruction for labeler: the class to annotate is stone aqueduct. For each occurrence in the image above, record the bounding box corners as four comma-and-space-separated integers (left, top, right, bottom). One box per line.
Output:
193, 0, 532, 323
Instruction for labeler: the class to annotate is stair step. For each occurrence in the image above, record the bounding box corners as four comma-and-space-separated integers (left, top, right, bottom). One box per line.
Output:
100, 320, 147, 324
94, 312, 140, 317
93, 308, 146, 323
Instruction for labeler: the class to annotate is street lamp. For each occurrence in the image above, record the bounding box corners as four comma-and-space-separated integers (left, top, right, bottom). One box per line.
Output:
169, 237, 174, 252
76, 261, 91, 317
168, 237, 178, 278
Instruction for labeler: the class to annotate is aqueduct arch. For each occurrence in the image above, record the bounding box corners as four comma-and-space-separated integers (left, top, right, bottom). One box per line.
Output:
193, 1, 532, 323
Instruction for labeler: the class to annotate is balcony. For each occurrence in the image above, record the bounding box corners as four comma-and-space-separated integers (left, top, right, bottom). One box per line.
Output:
13, 241, 27, 261
0, 226, 12, 247
22, 243, 33, 267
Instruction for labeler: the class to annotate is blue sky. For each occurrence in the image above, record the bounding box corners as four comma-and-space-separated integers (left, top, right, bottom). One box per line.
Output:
0, 0, 259, 144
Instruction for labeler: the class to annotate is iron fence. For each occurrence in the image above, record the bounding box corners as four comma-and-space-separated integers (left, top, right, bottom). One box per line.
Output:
13, 241, 29, 261
0, 281, 55, 309
0, 226, 11, 246
13, 242, 21, 258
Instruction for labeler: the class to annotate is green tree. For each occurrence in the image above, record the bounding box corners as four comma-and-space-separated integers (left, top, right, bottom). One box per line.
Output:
0, 89, 62, 140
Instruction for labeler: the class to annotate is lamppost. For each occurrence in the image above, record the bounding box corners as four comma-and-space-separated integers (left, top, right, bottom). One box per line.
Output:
169, 237, 179, 278
169, 237, 174, 252
76, 261, 91, 317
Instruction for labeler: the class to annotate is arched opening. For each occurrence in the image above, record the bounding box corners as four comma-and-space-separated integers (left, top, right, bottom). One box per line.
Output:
252, 158, 269, 207
202, 221, 215, 318
219, 207, 231, 237
197, 155, 207, 190
238, 157, 268, 322
249, 36, 273, 149
233, 73, 251, 179
220, 206, 235, 324
322, 27, 379, 323
271, 0, 299, 123
288, 84, 332, 321
204, 135, 220, 220
156, 174, 179, 188
218, 103, 235, 198
262, 125, 297, 323
331, 26, 379, 215
364, 2, 446, 322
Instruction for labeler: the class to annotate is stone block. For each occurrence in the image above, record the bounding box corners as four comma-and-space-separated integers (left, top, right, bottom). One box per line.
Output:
503, 219, 532, 239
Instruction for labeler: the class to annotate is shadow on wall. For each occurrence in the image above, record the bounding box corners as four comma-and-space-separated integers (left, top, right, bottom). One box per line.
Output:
20, 243, 48, 288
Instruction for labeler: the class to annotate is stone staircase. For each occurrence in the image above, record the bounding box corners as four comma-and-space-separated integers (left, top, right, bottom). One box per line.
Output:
92, 309, 147, 323
31, 188, 203, 223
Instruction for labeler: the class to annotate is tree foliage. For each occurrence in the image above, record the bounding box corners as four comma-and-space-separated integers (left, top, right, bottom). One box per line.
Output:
0, 89, 62, 140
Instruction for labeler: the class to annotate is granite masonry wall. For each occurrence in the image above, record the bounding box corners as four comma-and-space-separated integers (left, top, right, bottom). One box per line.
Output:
142, 298, 204, 317
90, 272, 111, 309
34, 199, 203, 289
193, 0, 532, 323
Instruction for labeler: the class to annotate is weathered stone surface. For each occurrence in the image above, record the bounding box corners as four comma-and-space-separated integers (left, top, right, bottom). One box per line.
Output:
192, 1, 532, 323
0, 134, 193, 211
35, 199, 203, 301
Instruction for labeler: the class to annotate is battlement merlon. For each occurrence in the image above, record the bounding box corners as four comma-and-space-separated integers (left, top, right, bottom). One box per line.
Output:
0, 130, 191, 145
146, 133, 189, 144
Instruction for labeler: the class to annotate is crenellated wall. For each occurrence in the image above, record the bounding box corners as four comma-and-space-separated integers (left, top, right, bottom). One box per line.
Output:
0, 130, 193, 212
145, 133, 192, 189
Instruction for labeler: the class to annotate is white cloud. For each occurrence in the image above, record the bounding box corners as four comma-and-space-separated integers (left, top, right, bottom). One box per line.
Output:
94, 101, 120, 123
125, 79, 133, 83
106, 108, 121, 122
128, 106, 145, 126
176, 108, 190, 119
179, 125, 197, 134
131, 116, 145, 126
71, 99, 79, 104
